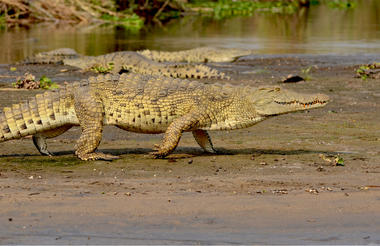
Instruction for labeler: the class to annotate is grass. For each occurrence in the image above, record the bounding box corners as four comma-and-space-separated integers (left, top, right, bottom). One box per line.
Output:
100, 13, 143, 30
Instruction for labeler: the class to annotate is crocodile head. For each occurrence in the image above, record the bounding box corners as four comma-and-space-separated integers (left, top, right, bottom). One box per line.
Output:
63, 57, 96, 70
251, 87, 329, 116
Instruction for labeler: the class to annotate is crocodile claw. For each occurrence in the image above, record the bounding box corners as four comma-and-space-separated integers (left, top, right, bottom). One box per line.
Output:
149, 151, 168, 159
153, 144, 160, 151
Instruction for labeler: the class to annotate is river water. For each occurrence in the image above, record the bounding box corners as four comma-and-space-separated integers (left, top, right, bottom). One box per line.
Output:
0, 0, 379, 64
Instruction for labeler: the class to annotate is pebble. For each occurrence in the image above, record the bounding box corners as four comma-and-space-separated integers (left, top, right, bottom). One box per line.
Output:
316, 166, 325, 172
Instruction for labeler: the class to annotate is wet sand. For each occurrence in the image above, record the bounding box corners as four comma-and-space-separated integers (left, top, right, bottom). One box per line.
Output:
0, 54, 379, 244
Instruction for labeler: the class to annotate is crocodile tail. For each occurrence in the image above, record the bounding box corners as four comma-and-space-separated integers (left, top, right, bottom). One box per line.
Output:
0, 87, 77, 142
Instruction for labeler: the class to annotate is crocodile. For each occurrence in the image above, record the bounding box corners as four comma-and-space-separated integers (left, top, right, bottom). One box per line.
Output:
137, 47, 253, 63
63, 51, 228, 79
21, 49, 228, 79
0, 73, 329, 160
21, 48, 80, 64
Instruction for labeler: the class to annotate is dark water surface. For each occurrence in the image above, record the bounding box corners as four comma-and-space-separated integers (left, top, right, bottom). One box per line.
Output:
0, 0, 379, 64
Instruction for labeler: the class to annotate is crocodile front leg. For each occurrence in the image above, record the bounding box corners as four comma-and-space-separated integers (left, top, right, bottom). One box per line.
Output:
151, 113, 202, 158
73, 88, 119, 161
192, 129, 217, 153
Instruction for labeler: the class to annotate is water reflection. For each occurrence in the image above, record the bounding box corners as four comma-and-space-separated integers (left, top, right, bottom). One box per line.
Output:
0, 0, 379, 63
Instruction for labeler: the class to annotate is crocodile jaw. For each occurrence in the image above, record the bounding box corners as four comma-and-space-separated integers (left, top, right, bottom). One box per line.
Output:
63, 58, 94, 69
253, 87, 329, 116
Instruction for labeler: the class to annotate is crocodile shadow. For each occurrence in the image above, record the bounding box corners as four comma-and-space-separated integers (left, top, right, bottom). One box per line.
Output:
0, 147, 342, 159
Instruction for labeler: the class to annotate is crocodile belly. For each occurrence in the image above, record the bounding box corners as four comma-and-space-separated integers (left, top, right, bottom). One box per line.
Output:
105, 114, 171, 134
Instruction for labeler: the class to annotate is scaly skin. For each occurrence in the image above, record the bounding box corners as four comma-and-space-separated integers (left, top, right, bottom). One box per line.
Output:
63, 51, 228, 79
0, 73, 329, 160
21, 49, 228, 79
137, 47, 253, 63
21, 48, 80, 64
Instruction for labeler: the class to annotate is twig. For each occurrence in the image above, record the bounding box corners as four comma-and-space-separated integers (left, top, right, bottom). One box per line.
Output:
0, 0, 29, 11
64, 0, 91, 22
86, 1, 119, 17
74, 0, 98, 18
29, 1, 57, 21
0, 0, 133, 25
153, 0, 170, 21
144, 0, 149, 9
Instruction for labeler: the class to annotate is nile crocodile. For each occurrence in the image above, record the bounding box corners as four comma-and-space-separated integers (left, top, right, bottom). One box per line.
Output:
64, 51, 228, 79
21, 48, 228, 79
21, 48, 80, 64
137, 47, 253, 63
0, 73, 328, 160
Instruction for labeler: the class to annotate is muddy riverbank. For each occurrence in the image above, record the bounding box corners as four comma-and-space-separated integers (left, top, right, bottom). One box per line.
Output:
0, 54, 379, 244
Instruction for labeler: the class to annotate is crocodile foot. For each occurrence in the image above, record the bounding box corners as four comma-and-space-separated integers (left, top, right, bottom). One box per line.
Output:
150, 144, 173, 158
40, 149, 54, 156
150, 151, 169, 159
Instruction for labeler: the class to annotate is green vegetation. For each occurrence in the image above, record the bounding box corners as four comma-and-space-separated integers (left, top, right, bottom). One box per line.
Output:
325, 0, 356, 9
187, 0, 303, 18
0, 14, 5, 28
334, 156, 345, 166
356, 62, 380, 80
91, 62, 114, 73
39, 76, 59, 90
13, 73, 59, 90
356, 65, 370, 80
101, 13, 143, 30
301, 66, 313, 81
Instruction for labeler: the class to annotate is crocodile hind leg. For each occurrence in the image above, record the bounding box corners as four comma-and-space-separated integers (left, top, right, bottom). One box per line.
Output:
73, 89, 119, 161
151, 113, 201, 158
192, 129, 217, 154
32, 125, 73, 156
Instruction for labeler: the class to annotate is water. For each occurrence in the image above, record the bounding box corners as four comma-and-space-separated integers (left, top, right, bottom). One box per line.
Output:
0, 0, 379, 63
